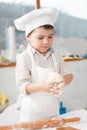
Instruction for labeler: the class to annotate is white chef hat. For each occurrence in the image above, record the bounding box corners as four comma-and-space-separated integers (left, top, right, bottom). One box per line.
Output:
14, 7, 58, 37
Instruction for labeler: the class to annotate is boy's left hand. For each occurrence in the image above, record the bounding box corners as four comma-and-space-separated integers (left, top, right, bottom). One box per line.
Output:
50, 81, 65, 96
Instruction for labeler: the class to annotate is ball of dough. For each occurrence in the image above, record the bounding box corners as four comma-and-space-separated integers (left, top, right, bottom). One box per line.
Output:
46, 72, 63, 84
45, 72, 64, 96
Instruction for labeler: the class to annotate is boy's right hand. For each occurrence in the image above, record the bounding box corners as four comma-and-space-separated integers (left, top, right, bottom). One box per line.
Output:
39, 80, 65, 96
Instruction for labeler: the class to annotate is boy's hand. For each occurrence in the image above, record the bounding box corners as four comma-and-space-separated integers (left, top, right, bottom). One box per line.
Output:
50, 81, 65, 96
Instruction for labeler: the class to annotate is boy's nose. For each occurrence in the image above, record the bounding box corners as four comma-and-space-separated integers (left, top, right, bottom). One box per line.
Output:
43, 38, 49, 44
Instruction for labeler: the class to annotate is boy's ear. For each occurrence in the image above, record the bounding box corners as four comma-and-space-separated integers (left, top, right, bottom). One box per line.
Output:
26, 35, 29, 40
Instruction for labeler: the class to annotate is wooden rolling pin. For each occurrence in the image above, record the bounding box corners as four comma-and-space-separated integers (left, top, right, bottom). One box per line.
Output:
0, 117, 80, 130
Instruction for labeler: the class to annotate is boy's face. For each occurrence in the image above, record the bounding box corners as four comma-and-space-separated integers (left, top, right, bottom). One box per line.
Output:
27, 27, 54, 55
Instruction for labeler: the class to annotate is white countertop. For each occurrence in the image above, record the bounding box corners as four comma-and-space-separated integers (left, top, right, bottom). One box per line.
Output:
0, 103, 87, 130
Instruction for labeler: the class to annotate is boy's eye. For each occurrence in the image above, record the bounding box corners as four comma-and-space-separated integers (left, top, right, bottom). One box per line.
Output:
48, 36, 53, 38
38, 36, 53, 39
38, 37, 43, 39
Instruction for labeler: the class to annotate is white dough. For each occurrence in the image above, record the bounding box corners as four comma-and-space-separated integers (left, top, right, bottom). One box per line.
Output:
45, 72, 65, 96
46, 72, 63, 84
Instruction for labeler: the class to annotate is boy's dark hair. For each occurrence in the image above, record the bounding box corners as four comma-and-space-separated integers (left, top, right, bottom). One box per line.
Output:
27, 24, 54, 37
41, 25, 54, 30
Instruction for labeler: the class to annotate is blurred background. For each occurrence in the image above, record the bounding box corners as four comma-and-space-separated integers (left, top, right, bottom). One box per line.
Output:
0, 0, 87, 55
